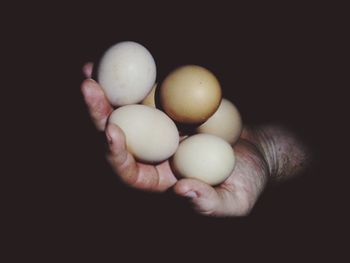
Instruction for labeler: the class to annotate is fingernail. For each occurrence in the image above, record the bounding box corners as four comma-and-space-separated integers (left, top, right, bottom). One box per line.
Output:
185, 191, 197, 199
106, 127, 113, 144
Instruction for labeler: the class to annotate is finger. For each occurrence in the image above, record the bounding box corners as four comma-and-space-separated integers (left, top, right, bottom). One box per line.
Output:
82, 62, 93, 78
155, 161, 177, 191
105, 123, 140, 186
106, 123, 175, 192
174, 179, 223, 216
81, 79, 113, 131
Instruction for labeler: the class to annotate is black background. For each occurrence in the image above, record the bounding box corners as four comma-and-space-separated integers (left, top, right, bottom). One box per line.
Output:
4, 1, 347, 261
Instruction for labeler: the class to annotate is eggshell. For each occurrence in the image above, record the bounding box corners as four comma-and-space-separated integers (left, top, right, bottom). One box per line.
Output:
160, 65, 222, 124
171, 134, 235, 185
97, 41, 156, 106
109, 105, 179, 163
197, 99, 242, 144
141, 83, 157, 107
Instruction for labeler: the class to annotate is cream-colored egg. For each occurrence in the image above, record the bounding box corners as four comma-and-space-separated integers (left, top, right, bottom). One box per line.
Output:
171, 134, 235, 185
197, 99, 242, 144
98, 41, 156, 106
141, 83, 157, 107
109, 105, 179, 163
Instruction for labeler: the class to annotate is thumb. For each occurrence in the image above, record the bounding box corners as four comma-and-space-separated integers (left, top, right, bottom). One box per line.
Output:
173, 179, 222, 216
105, 123, 140, 186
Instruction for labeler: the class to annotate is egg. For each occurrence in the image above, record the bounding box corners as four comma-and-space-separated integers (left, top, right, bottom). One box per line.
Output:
197, 99, 242, 144
97, 41, 156, 106
109, 105, 179, 163
160, 65, 222, 124
171, 134, 235, 185
141, 83, 157, 107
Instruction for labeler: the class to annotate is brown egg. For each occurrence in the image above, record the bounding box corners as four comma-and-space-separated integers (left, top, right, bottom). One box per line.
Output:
160, 65, 222, 124
141, 83, 157, 108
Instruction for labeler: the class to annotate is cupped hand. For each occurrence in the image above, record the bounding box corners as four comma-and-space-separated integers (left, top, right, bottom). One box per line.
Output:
81, 63, 269, 216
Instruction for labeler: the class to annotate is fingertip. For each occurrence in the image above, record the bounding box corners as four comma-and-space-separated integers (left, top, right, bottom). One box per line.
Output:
184, 191, 198, 199
106, 123, 124, 140
106, 123, 127, 154
174, 179, 214, 199
173, 179, 190, 196
105, 126, 113, 144
174, 184, 197, 199
106, 123, 116, 144
82, 62, 94, 78
174, 179, 222, 215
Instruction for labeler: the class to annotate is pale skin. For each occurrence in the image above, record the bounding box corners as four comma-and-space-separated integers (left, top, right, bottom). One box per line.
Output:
81, 63, 310, 217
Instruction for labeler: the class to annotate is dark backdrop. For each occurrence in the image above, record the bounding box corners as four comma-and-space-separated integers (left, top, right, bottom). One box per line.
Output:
4, 1, 347, 261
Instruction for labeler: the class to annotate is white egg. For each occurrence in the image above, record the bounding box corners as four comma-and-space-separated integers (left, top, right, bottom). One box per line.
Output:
109, 105, 179, 163
97, 41, 156, 106
171, 134, 235, 185
197, 98, 242, 145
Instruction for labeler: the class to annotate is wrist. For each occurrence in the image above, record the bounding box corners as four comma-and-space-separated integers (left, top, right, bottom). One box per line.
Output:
240, 127, 274, 177
245, 127, 279, 180
231, 139, 269, 212
241, 125, 311, 182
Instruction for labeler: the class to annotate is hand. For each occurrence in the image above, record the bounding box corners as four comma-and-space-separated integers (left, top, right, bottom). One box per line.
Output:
81, 63, 271, 217
81, 63, 177, 192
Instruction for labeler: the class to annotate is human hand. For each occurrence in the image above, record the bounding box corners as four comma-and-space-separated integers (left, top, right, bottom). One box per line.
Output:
81, 63, 273, 216
81, 63, 177, 192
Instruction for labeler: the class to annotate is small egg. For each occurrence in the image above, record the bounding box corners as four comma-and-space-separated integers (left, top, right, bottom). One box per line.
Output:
171, 134, 235, 185
197, 98, 242, 144
160, 65, 222, 124
97, 41, 156, 106
141, 83, 157, 107
109, 105, 179, 163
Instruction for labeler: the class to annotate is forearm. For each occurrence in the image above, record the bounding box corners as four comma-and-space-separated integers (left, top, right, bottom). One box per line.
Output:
241, 125, 311, 182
